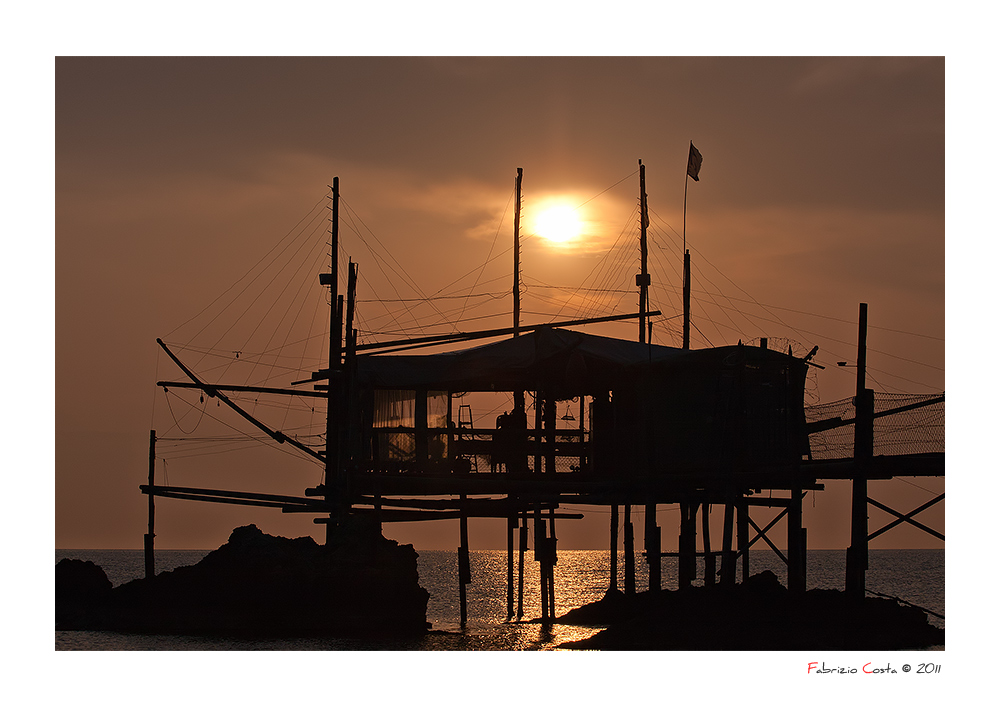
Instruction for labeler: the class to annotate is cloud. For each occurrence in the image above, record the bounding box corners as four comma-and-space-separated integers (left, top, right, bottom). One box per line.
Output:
790, 57, 941, 94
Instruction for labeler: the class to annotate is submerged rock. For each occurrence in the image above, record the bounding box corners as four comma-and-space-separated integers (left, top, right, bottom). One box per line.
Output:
56, 521, 429, 638
558, 571, 944, 650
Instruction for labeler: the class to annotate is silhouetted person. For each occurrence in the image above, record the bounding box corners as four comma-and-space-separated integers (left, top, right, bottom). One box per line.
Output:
492, 412, 510, 472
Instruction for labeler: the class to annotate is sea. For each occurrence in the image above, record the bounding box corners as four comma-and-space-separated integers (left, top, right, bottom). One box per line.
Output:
54, 548, 943, 651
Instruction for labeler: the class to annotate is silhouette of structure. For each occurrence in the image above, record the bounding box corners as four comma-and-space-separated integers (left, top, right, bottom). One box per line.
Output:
143, 167, 944, 629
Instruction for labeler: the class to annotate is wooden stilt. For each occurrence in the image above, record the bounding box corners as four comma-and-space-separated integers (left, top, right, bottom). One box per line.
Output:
548, 509, 557, 617
458, 494, 470, 626
678, 502, 697, 589
534, 504, 548, 622
610, 504, 619, 592
144, 430, 156, 580
702, 501, 714, 586
722, 500, 736, 585
507, 513, 515, 619
738, 497, 750, 582
788, 490, 806, 593
517, 513, 527, 619
847, 303, 872, 600
624, 504, 635, 595
534, 392, 542, 474
645, 502, 660, 591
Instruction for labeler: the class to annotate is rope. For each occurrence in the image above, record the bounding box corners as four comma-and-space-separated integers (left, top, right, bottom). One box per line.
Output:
865, 588, 944, 620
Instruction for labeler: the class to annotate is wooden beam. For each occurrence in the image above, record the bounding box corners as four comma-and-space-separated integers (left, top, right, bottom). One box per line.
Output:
156, 339, 326, 463
141, 484, 326, 508
157, 380, 327, 398
320, 310, 663, 360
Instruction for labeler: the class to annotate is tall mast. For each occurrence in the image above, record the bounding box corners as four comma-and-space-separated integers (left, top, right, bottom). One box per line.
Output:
637, 160, 649, 344
330, 176, 341, 364
682, 142, 701, 350
324, 177, 342, 537
682, 252, 691, 350
513, 168, 522, 338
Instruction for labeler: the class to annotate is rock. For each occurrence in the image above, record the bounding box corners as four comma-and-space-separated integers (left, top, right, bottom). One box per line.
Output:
56, 523, 430, 638
56, 559, 113, 629
558, 572, 944, 650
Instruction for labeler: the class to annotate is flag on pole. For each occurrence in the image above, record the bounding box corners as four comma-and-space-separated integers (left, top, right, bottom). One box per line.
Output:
687, 142, 703, 181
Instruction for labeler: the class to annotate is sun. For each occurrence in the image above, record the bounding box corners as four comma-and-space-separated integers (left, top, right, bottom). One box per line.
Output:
534, 204, 582, 244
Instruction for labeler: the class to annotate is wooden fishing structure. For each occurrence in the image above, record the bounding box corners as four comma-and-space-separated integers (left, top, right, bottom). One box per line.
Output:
142, 153, 944, 626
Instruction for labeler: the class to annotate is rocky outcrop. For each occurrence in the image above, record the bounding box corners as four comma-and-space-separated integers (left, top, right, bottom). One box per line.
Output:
55, 559, 114, 629
56, 521, 429, 638
558, 571, 944, 650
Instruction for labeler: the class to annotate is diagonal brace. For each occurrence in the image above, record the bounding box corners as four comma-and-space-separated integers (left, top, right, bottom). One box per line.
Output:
868, 493, 944, 542
747, 515, 788, 565
737, 506, 788, 561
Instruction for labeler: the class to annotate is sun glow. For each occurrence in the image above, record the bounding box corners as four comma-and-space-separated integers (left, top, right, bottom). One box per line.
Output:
533, 204, 582, 244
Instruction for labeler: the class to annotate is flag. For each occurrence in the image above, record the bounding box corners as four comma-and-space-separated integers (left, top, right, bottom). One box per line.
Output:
687, 142, 703, 181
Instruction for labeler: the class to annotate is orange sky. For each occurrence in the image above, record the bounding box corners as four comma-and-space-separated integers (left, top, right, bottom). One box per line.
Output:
53, 57, 945, 552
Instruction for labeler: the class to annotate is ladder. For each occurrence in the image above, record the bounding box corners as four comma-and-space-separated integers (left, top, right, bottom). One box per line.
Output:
457, 404, 478, 472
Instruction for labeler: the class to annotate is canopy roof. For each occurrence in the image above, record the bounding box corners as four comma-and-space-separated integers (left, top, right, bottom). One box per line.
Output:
355, 327, 763, 395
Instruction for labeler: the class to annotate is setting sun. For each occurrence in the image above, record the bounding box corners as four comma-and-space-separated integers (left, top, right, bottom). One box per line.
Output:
534, 204, 582, 244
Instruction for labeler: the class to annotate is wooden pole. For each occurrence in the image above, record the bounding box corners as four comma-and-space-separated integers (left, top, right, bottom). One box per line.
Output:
624, 504, 635, 595
459, 494, 470, 625
722, 500, 735, 585
534, 504, 548, 621
683, 251, 691, 350
548, 509, 557, 618
610, 504, 619, 592
702, 501, 714, 586
638, 160, 649, 343
509, 167, 522, 617
788, 490, 806, 593
645, 502, 660, 591
517, 513, 527, 619
324, 177, 341, 542
847, 302, 871, 599
144, 430, 156, 580
507, 514, 515, 619
544, 397, 556, 474
534, 392, 543, 475
678, 502, 698, 589
514, 168, 522, 337
343, 261, 358, 512
738, 497, 750, 582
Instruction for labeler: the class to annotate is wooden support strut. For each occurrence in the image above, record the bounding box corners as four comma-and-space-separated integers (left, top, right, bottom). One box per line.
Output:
610, 504, 619, 592
507, 513, 515, 619
721, 500, 736, 585
847, 303, 872, 599
144, 430, 156, 580
702, 501, 714, 586
738, 497, 750, 582
459, 494, 471, 626
534, 503, 548, 622
624, 504, 636, 595
341, 310, 662, 358
646, 502, 661, 591
517, 514, 527, 619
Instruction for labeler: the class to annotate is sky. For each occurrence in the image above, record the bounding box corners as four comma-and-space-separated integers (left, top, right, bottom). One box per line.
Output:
50, 55, 949, 555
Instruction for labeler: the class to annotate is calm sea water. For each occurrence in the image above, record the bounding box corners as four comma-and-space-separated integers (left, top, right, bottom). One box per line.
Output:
55, 548, 943, 651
